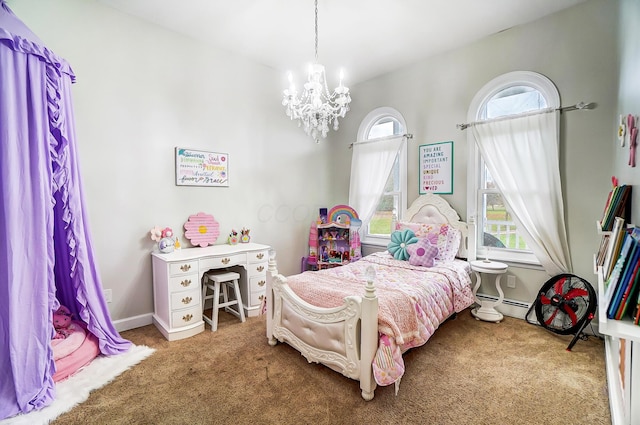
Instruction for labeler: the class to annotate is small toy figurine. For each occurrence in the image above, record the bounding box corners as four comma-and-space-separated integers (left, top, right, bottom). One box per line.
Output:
158, 227, 176, 253
240, 227, 251, 243
52, 305, 73, 339
228, 229, 239, 245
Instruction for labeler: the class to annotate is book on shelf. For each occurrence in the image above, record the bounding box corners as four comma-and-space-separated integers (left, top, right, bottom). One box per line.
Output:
615, 256, 640, 320
602, 217, 627, 281
604, 231, 634, 310
595, 233, 610, 269
607, 232, 639, 319
602, 225, 640, 323
635, 292, 640, 324
601, 185, 632, 231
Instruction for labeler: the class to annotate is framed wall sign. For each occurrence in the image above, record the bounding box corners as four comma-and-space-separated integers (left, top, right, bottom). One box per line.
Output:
175, 147, 229, 187
419, 141, 453, 194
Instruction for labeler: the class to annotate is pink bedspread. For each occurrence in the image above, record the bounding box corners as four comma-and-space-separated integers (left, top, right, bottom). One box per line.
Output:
285, 251, 474, 386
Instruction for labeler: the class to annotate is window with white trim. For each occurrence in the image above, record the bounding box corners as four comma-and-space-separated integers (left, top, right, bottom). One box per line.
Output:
467, 71, 560, 264
356, 107, 407, 245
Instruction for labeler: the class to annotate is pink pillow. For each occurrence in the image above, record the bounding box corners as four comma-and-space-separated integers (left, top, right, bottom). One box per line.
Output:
396, 221, 460, 261
439, 227, 461, 262
406, 238, 439, 267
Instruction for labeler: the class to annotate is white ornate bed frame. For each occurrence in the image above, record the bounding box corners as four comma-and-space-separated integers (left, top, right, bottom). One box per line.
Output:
265, 193, 468, 400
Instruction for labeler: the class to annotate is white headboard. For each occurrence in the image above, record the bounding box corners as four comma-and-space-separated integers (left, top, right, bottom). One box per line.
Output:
403, 193, 468, 259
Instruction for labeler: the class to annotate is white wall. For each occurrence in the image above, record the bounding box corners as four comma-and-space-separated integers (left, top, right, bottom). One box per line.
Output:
8, 0, 624, 324
335, 0, 619, 303
614, 0, 640, 213
8, 0, 336, 322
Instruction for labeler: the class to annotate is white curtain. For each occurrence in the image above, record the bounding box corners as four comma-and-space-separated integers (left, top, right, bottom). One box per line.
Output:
471, 110, 572, 276
349, 136, 405, 225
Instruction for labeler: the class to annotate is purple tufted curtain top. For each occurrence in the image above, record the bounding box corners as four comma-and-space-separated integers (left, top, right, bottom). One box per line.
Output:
0, 1, 131, 419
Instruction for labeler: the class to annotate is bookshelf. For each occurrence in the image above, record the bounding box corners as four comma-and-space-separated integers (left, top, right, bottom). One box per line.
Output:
597, 266, 640, 425
595, 181, 637, 424
595, 229, 640, 425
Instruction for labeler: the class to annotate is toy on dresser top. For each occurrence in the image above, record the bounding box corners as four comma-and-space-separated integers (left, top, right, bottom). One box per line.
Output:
227, 227, 251, 245
149, 225, 180, 253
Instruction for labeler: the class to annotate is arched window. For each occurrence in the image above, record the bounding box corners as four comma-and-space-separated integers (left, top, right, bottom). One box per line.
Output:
352, 107, 407, 244
467, 71, 560, 264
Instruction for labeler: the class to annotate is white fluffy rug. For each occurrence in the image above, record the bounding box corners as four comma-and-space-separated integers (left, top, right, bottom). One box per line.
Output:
1, 344, 155, 425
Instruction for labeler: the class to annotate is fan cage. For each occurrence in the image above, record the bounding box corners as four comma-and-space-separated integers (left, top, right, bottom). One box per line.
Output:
533, 274, 597, 336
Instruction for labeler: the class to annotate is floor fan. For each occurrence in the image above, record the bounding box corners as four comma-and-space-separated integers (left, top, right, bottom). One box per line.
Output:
526, 274, 597, 351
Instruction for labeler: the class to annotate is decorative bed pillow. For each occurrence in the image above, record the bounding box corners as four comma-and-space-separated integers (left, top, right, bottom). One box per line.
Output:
396, 221, 461, 261
439, 227, 462, 262
406, 238, 439, 267
387, 229, 418, 261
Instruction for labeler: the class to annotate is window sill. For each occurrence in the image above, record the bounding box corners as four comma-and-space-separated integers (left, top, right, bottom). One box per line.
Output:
477, 248, 543, 270
361, 236, 390, 248
495, 260, 545, 271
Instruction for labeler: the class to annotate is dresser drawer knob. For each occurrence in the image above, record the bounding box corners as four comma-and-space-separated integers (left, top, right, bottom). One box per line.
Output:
256, 253, 264, 259
182, 314, 193, 322
259, 295, 264, 301
180, 279, 192, 287
222, 258, 230, 265
258, 280, 265, 287
180, 264, 191, 272
257, 265, 264, 272
182, 296, 192, 305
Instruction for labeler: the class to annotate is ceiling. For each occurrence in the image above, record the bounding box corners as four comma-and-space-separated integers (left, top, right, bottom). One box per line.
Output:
97, 0, 587, 85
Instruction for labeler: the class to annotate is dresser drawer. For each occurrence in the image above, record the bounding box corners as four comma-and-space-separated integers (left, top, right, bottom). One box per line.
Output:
250, 275, 266, 293
169, 274, 199, 292
171, 305, 201, 329
200, 253, 245, 271
250, 289, 266, 307
169, 261, 198, 276
170, 289, 200, 310
248, 261, 267, 277
248, 250, 268, 263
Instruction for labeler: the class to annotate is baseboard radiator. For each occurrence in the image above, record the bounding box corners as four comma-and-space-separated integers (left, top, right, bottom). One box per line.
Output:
475, 293, 531, 320
475, 293, 601, 335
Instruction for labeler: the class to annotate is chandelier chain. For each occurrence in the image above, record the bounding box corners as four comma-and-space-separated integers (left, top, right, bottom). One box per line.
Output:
314, 0, 318, 63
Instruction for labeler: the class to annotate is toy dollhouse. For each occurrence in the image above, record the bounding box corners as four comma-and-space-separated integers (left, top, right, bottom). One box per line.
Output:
304, 205, 362, 271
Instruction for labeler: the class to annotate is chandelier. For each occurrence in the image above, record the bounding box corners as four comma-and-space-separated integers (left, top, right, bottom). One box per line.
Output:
282, 0, 351, 143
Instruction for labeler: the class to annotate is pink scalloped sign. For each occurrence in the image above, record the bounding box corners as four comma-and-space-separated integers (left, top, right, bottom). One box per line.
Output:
184, 212, 219, 247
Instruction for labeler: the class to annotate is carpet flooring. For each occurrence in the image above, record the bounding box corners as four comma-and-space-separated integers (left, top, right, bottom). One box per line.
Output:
49, 309, 610, 425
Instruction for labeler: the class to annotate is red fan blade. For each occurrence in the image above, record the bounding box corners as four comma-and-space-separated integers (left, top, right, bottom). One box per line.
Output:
544, 308, 560, 326
553, 277, 566, 295
539, 295, 552, 305
563, 287, 588, 300
562, 303, 578, 325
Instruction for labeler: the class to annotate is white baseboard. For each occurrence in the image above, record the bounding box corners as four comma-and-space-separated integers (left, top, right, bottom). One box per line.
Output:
112, 313, 154, 333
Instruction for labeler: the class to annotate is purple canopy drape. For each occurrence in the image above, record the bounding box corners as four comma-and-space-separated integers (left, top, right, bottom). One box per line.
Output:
0, 2, 131, 420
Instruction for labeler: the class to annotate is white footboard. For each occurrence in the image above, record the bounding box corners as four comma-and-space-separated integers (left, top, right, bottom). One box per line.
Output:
266, 256, 379, 401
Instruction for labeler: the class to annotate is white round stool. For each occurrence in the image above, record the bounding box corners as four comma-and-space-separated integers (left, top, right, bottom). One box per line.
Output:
470, 260, 508, 323
201, 270, 245, 331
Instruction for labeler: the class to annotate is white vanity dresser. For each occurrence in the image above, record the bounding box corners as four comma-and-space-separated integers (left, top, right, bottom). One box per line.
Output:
151, 242, 270, 341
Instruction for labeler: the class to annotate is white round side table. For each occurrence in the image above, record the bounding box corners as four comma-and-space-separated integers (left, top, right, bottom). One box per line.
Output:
470, 260, 508, 323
